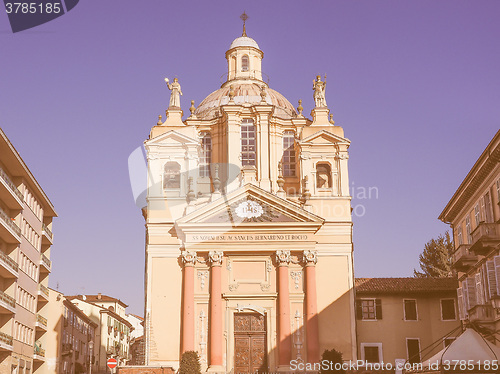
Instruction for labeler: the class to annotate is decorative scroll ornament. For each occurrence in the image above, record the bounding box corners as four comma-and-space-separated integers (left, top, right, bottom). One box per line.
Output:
197, 270, 209, 290
276, 250, 291, 265
303, 250, 318, 265
290, 271, 302, 289
181, 250, 197, 265
208, 251, 223, 266
236, 304, 266, 315
235, 200, 264, 219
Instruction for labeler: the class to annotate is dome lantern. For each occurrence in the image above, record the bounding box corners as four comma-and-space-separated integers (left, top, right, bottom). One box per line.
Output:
225, 13, 264, 84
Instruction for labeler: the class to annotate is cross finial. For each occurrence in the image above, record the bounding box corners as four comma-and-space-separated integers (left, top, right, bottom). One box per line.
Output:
240, 11, 249, 36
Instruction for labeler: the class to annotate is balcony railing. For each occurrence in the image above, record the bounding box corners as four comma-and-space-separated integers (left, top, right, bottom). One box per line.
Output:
468, 304, 496, 323
470, 222, 500, 255
0, 332, 13, 346
40, 253, 51, 269
34, 343, 45, 357
42, 223, 52, 240
0, 166, 23, 201
39, 284, 49, 298
0, 207, 21, 237
0, 290, 16, 309
451, 244, 477, 271
0, 250, 18, 273
36, 314, 48, 327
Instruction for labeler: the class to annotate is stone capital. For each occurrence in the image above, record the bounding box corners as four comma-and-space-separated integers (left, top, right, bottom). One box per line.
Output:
275, 250, 291, 266
181, 250, 197, 266
208, 251, 224, 266
303, 250, 318, 265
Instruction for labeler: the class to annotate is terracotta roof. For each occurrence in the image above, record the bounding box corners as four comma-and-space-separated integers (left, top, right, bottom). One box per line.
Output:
67, 296, 134, 328
129, 314, 144, 321
355, 277, 458, 294
63, 299, 98, 327
67, 294, 128, 308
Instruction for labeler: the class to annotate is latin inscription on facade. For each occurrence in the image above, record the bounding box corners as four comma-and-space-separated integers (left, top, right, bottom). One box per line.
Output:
187, 233, 310, 242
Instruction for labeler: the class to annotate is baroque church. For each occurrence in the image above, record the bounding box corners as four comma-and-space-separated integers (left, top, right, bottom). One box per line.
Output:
143, 19, 356, 372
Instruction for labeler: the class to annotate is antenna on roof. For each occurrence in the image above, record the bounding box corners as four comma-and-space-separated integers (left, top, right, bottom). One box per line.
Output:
240, 11, 249, 37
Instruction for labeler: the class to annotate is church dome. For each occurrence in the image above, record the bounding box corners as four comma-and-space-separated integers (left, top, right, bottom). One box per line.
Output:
195, 83, 297, 119
229, 36, 260, 50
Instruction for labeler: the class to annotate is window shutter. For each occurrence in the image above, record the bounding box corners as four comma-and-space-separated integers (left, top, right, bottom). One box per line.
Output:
375, 299, 382, 320
494, 256, 500, 296
475, 272, 484, 305
356, 301, 362, 320
486, 260, 497, 299
465, 277, 477, 309
457, 288, 465, 320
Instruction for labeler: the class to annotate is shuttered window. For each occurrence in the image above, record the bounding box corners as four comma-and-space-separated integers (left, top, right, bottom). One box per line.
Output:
486, 260, 497, 300
475, 272, 485, 305
407, 339, 421, 364
356, 299, 382, 320
441, 299, 456, 320
494, 256, 500, 296
404, 299, 417, 321
457, 288, 466, 320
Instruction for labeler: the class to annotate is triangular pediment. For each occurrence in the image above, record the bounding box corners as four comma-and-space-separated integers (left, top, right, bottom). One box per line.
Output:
176, 184, 324, 228
300, 130, 350, 145
145, 130, 198, 146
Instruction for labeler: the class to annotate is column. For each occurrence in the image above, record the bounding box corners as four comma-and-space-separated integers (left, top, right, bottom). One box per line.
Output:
276, 250, 292, 369
181, 251, 196, 353
303, 250, 319, 363
208, 251, 224, 371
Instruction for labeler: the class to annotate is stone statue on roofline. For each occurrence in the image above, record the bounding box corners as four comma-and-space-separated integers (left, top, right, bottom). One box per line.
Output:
313, 75, 327, 108
164, 77, 183, 108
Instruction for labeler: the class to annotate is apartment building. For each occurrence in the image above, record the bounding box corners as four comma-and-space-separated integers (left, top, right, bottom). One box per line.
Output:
439, 130, 500, 338
0, 128, 56, 374
67, 295, 133, 371
44, 289, 97, 374
356, 278, 461, 365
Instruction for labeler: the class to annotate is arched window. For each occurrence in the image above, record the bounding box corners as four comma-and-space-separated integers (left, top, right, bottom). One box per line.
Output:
199, 131, 211, 177
282, 131, 296, 177
316, 163, 332, 188
241, 55, 249, 72
163, 162, 181, 189
241, 119, 256, 166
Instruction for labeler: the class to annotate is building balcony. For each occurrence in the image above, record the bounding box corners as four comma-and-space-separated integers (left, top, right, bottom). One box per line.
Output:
451, 244, 477, 272
0, 332, 13, 352
62, 343, 73, 356
0, 290, 16, 314
33, 342, 45, 361
35, 314, 48, 332
0, 207, 21, 244
0, 166, 23, 210
0, 250, 18, 278
37, 284, 49, 302
470, 222, 500, 255
41, 223, 53, 245
39, 253, 51, 273
468, 304, 498, 324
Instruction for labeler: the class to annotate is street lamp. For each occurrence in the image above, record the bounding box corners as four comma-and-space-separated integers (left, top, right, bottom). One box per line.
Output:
89, 341, 94, 374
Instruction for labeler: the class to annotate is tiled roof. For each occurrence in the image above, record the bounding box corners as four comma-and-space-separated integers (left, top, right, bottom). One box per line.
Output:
67, 294, 128, 308
355, 277, 458, 294
129, 313, 144, 321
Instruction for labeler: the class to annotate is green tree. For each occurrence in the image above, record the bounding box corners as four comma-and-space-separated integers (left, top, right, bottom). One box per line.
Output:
414, 231, 454, 278
320, 348, 346, 374
178, 351, 201, 374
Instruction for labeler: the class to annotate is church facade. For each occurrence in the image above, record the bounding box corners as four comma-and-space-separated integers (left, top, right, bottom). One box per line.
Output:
143, 25, 356, 372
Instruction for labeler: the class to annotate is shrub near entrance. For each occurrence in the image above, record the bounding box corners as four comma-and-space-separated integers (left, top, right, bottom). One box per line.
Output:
178, 351, 201, 374
320, 348, 346, 374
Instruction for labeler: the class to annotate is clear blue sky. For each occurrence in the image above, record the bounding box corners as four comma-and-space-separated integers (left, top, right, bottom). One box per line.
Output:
1, 1, 498, 315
